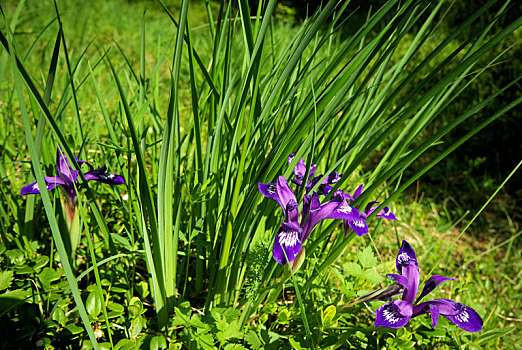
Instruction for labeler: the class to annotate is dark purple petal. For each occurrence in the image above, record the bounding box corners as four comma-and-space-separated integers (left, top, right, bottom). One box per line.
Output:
376, 206, 398, 220
74, 154, 92, 170
326, 171, 342, 184
305, 175, 321, 193
276, 176, 296, 209
291, 158, 307, 185
396, 240, 418, 274
413, 299, 483, 332
364, 201, 380, 214
273, 221, 302, 265
395, 241, 420, 304
375, 300, 412, 328
444, 304, 483, 333
401, 262, 420, 305
387, 273, 409, 288
416, 275, 454, 304
258, 182, 281, 206
302, 193, 340, 241
21, 182, 41, 196
352, 185, 364, 200
322, 185, 333, 196
21, 177, 66, 196
285, 199, 299, 223
56, 145, 79, 184
327, 200, 360, 221
347, 219, 369, 236
342, 191, 354, 201
84, 165, 125, 185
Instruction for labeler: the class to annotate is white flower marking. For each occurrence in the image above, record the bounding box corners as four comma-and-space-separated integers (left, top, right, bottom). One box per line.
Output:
455, 310, 470, 323
338, 205, 352, 214
352, 220, 365, 228
32, 183, 39, 190
397, 252, 410, 264
278, 231, 299, 247
100, 173, 116, 180
382, 308, 400, 324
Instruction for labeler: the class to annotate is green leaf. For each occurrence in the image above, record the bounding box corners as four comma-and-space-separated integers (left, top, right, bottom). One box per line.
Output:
288, 336, 305, 350
150, 335, 167, 350
320, 305, 338, 328
358, 247, 378, 268
5, 249, 24, 264
343, 262, 362, 276
0, 289, 28, 311
51, 307, 66, 326
65, 323, 84, 335
245, 330, 262, 349
136, 280, 150, 299
0, 270, 13, 291
86, 290, 103, 318
38, 267, 61, 290
114, 339, 135, 350
362, 269, 384, 284
477, 327, 515, 345
33, 256, 49, 271
224, 344, 247, 350
129, 315, 145, 338
276, 308, 290, 324
195, 331, 215, 350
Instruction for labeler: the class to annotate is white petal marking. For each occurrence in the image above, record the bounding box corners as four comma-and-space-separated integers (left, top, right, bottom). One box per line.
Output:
353, 220, 365, 228
338, 205, 352, 214
455, 310, 470, 323
382, 308, 400, 324
397, 252, 410, 264
278, 231, 299, 247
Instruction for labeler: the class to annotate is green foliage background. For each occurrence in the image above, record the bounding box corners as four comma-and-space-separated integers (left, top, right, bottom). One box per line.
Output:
0, 0, 520, 349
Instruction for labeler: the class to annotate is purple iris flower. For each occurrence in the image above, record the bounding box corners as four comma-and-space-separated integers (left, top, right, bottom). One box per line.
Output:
259, 176, 360, 265
21, 145, 125, 204
287, 153, 343, 194
341, 184, 398, 237
374, 240, 483, 333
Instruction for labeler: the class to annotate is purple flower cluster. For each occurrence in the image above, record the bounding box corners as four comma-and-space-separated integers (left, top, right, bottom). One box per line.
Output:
258, 153, 483, 334
21, 145, 125, 204
258, 154, 396, 265
374, 241, 483, 332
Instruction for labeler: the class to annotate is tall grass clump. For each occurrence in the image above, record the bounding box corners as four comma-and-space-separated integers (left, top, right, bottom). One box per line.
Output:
0, 0, 520, 347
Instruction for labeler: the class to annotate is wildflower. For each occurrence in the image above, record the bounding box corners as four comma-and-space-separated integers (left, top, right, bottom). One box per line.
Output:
21, 145, 124, 256
342, 184, 397, 236
288, 153, 315, 186
21, 145, 124, 204
259, 176, 359, 265
287, 153, 342, 193
373, 240, 483, 332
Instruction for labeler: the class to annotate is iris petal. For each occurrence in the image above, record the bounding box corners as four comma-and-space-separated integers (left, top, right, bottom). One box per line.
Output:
348, 219, 369, 236
416, 275, 454, 304
413, 299, 483, 333
21, 176, 66, 196
272, 221, 302, 265
396, 240, 418, 274
375, 300, 412, 328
